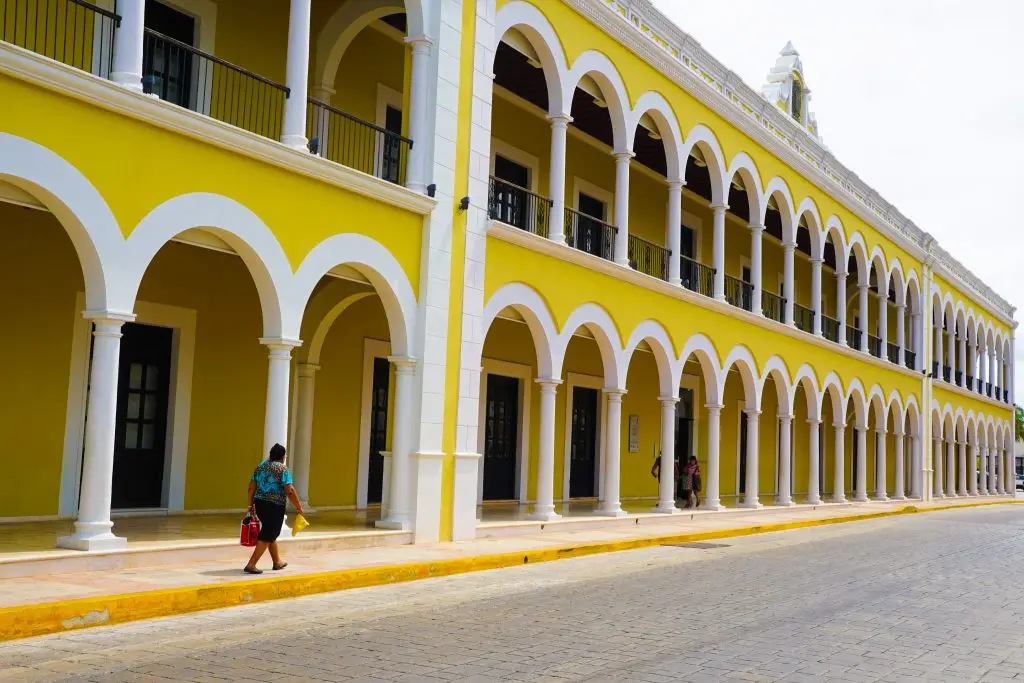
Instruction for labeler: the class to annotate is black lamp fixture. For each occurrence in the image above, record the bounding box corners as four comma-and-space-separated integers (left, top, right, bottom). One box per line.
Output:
426, 183, 437, 198
459, 196, 470, 212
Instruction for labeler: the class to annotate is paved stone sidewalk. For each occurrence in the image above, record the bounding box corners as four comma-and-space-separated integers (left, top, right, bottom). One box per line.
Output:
2, 504, 1024, 682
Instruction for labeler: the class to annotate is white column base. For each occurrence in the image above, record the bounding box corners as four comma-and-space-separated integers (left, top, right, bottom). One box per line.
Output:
739, 501, 763, 510
832, 495, 848, 504
805, 496, 823, 506
375, 517, 412, 531
57, 522, 126, 551
873, 495, 890, 503
700, 499, 724, 511
775, 498, 796, 507
892, 495, 906, 501
596, 504, 628, 518
652, 503, 679, 514
281, 135, 309, 151
853, 494, 870, 503
111, 74, 144, 92
669, 277, 682, 287
528, 506, 561, 522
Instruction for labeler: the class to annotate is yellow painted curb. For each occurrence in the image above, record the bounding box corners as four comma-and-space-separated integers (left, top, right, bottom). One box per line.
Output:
1, 499, 1019, 641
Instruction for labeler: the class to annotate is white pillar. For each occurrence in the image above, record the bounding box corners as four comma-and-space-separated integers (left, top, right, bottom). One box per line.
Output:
910, 312, 921, 369
874, 428, 888, 501
379, 451, 392, 518
958, 333, 967, 387
811, 258, 823, 335
893, 431, 905, 500
404, 36, 433, 193
702, 404, 724, 510
377, 357, 416, 529
989, 446, 997, 494
910, 435, 922, 499
750, 223, 764, 315
261, 340, 298, 457
776, 414, 793, 506
877, 284, 888, 357
711, 203, 727, 300
654, 397, 679, 513
783, 242, 795, 325
997, 447, 1006, 495
934, 319, 944, 376
946, 438, 956, 497
280, 0, 312, 150
837, 269, 848, 344
969, 441, 979, 496
947, 328, 956, 381
110, 0, 145, 91
858, 284, 869, 352
832, 422, 847, 503
896, 304, 906, 366
58, 316, 131, 551
741, 410, 762, 508
291, 362, 319, 507
854, 426, 868, 502
958, 440, 968, 497
933, 438, 944, 497
547, 114, 572, 244
807, 418, 822, 505
666, 181, 683, 286
612, 152, 633, 266
530, 379, 561, 520
989, 349, 996, 395
599, 389, 627, 516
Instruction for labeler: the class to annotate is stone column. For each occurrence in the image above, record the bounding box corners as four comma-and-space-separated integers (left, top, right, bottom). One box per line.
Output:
783, 242, 795, 325
654, 397, 679, 513
896, 304, 906, 366
58, 316, 131, 550
547, 114, 572, 244
947, 327, 956, 381
874, 428, 888, 501
376, 357, 416, 529
404, 36, 434, 193
711, 203, 727, 300
997, 447, 1006, 495
291, 362, 319, 508
946, 438, 956, 497
261, 339, 298, 458
111, 0, 145, 90
854, 426, 868, 502
666, 181, 683, 286
811, 258, 823, 335
986, 447, 995, 494
832, 422, 847, 503
957, 440, 967, 496
934, 319, 944, 376
910, 312, 921, 369
740, 410, 762, 508
969, 441, 978, 496
836, 269, 848, 343
877, 284, 888, 357
701, 404, 724, 510
281, 0, 312, 150
858, 284, 869, 352
807, 418, 822, 505
612, 152, 633, 266
776, 414, 794, 506
599, 389, 627, 516
893, 430, 905, 500
911, 434, 922, 499
933, 437, 944, 497
750, 223, 764, 314
530, 379, 561, 520
958, 332, 967, 387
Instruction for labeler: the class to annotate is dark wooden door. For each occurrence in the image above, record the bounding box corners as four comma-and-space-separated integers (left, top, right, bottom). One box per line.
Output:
112, 323, 172, 509
570, 387, 599, 498
367, 357, 390, 505
493, 155, 530, 229
577, 193, 609, 258
675, 388, 693, 497
143, 1, 195, 107
382, 105, 404, 183
483, 375, 519, 501
738, 410, 748, 495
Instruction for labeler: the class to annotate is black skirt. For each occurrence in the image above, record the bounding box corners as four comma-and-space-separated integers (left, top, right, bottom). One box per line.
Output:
254, 499, 286, 542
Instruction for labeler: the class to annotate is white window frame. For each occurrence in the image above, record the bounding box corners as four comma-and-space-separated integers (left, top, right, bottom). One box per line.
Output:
572, 177, 614, 222
356, 337, 392, 510
562, 372, 606, 503
490, 139, 540, 193
476, 358, 533, 506
681, 209, 703, 262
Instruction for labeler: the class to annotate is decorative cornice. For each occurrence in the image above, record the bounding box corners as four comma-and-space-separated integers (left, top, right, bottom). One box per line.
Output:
565, 0, 1014, 324
0, 43, 437, 217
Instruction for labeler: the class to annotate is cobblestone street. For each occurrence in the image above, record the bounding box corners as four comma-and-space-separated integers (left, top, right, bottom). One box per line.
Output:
4, 505, 1024, 682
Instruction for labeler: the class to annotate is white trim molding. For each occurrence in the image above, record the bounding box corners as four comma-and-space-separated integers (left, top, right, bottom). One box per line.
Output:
477, 358, 534, 505
561, 372, 606, 503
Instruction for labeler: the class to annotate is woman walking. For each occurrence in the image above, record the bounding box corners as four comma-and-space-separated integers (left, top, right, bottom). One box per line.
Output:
682, 455, 701, 509
245, 443, 304, 574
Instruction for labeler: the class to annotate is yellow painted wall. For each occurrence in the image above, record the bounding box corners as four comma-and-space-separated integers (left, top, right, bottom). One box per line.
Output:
331, 26, 406, 125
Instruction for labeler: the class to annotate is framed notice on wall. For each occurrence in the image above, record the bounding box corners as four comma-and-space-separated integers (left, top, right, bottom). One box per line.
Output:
628, 415, 639, 453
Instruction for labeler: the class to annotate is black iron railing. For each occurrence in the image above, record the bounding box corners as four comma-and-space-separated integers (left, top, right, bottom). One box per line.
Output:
762, 290, 785, 323
887, 343, 899, 364
308, 99, 412, 185
680, 255, 714, 297
794, 303, 815, 333
905, 350, 916, 371
725, 275, 753, 312
1004, 388, 1010, 403
822, 315, 839, 343
985, 382, 992, 397
847, 326, 862, 350
967, 375, 975, 392
142, 28, 289, 140
943, 366, 952, 383
868, 335, 882, 358
1, 0, 119, 77
933, 361, 939, 378
628, 234, 669, 280
955, 370, 963, 386
487, 176, 550, 237
565, 208, 615, 262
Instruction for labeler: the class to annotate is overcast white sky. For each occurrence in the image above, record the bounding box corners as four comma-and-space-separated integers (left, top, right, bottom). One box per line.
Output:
650, 0, 1022, 398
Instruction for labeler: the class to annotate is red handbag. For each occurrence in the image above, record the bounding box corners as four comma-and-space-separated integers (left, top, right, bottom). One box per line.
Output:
240, 510, 261, 547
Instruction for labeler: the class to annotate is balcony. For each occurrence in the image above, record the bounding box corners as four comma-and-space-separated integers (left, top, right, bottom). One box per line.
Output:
986, 382, 992, 398
822, 315, 839, 344
565, 208, 616, 262
308, 99, 413, 186
725, 275, 753, 312
967, 374, 975, 391
794, 303, 815, 334
1004, 388, 1010, 403
680, 255, 714, 298
887, 343, 899, 365
905, 349, 917, 371
847, 326, 862, 351
868, 335, 882, 359
944, 366, 952, 383
954, 370, 963, 387
487, 177, 551, 237
762, 290, 785, 323
627, 234, 669, 281
2, 0, 118, 78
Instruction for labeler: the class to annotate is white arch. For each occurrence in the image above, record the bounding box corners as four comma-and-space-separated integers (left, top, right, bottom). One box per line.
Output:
725, 152, 765, 223
679, 333, 722, 403
792, 364, 822, 421
868, 246, 888, 294
315, 0, 408, 95
866, 384, 887, 426
845, 380, 868, 429
888, 258, 907, 306
762, 177, 797, 245
681, 124, 727, 204
291, 233, 418, 355
847, 233, 869, 286
886, 390, 906, 432
480, 282, 558, 379
795, 197, 823, 257
628, 92, 684, 181
124, 193, 291, 339
492, 1, 569, 115
822, 215, 848, 264
0, 133, 123, 312
304, 292, 376, 364
564, 51, 631, 152
820, 371, 845, 421
720, 345, 759, 410
759, 355, 794, 416
557, 303, 624, 389
904, 395, 921, 436
622, 320, 680, 396
905, 270, 922, 314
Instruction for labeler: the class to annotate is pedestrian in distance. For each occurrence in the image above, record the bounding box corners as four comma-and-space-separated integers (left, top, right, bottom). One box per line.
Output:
682, 455, 701, 509
244, 443, 304, 575
651, 452, 680, 502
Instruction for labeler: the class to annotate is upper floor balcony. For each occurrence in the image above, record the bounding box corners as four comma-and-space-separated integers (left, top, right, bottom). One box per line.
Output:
929, 305, 1012, 405
2, 0, 425, 190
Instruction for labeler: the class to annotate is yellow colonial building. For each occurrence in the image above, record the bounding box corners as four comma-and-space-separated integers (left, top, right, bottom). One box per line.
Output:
0, 0, 1016, 549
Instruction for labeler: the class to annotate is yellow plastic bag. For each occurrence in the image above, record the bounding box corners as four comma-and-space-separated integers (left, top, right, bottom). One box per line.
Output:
291, 513, 310, 536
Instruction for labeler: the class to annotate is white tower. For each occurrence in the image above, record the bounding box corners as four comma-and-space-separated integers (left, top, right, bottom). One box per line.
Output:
761, 42, 820, 140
